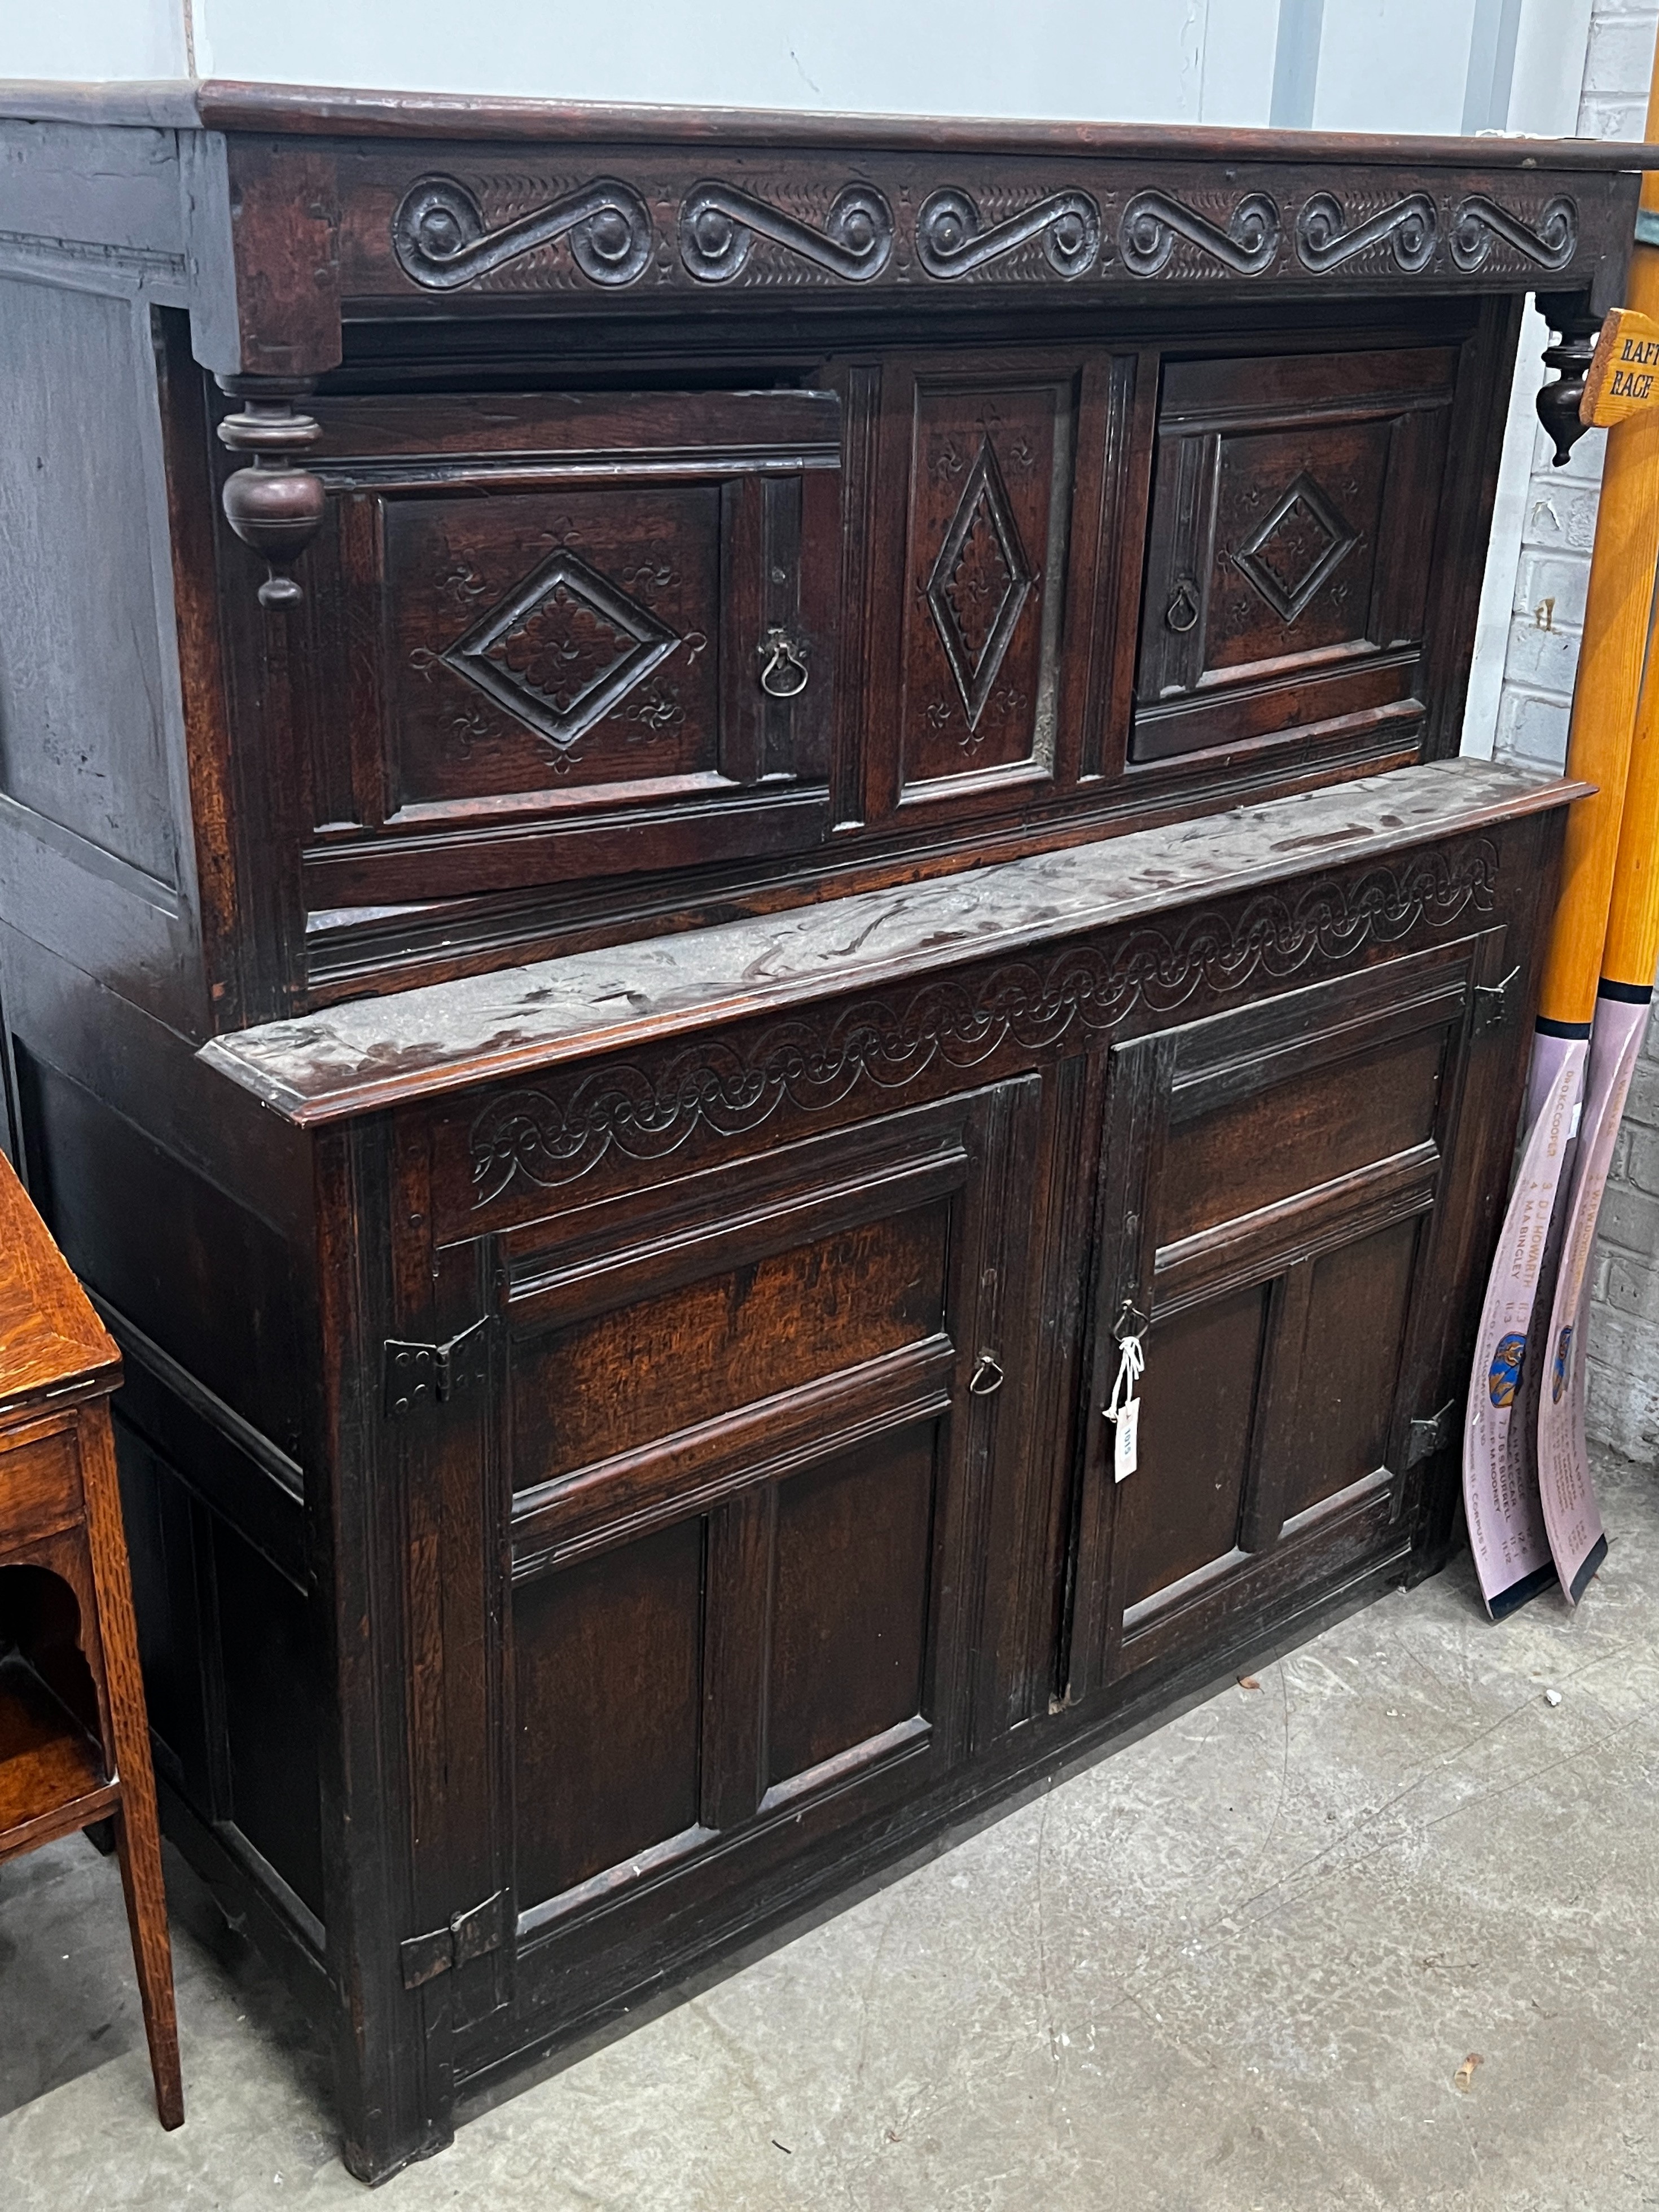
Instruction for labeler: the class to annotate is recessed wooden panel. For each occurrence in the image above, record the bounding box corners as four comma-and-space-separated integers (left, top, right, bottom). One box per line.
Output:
0, 1423, 80, 1547
1281, 1216, 1420, 1521
899, 377, 1071, 788
214, 1517, 325, 1919
1134, 344, 1456, 765
1200, 419, 1393, 677
766, 1425, 936, 1787
513, 1516, 703, 1911
1160, 1028, 1446, 1247
1118, 1285, 1267, 1609
383, 484, 724, 804
286, 386, 840, 925
512, 1202, 950, 1485
0, 280, 179, 890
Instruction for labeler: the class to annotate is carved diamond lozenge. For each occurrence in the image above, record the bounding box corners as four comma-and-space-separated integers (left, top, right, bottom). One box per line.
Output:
926, 438, 1035, 730
443, 547, 678, 750
1232, 471, 1358, 625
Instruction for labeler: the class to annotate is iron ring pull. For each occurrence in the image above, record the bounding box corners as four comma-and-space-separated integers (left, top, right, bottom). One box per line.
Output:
758, 627, 811, 697
1165, 577, 1200, 633
968, 1353, 1005, 1397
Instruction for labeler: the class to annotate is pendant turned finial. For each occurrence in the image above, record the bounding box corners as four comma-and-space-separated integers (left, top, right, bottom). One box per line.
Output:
1534, 293, 1601, 468
216, 379, 327, 607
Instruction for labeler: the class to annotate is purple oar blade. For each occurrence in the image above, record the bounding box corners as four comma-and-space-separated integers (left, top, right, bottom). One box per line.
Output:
1536, 989, 1649, 1602
1463, 1035, 1585, 1618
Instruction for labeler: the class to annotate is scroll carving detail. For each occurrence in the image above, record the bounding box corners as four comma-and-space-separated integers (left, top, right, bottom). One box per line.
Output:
678, 182, 894, 282
1295, 191, 1437, 273
385, 175, 1583, 295
392, 175, 653, 289
1119, 190, 1280, 277
1450, 194, 1577, 273
916, 188, 1100, 279
467, 840, 1498, 1204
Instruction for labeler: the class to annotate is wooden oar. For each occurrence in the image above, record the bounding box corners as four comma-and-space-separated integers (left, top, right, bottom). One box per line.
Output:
1463, 58, 1659, 1618
1535, 451, 1659, 1602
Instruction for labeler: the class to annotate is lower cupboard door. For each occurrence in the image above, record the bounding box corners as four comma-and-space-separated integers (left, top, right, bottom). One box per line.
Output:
494, 1077, 1038, 1994
1066, 929, 1509, 1702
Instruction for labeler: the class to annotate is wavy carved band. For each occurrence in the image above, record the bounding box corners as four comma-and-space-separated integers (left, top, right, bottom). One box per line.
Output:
1296, 191, 1437, 274
678, 182, 894, 282
1450, 193, 1577, 273
390, 175, 1579, 295
468, 841, 1498, 1206
1120, 189, 1280, 278
916, 188, 1101, 279
392, 175, 653, 289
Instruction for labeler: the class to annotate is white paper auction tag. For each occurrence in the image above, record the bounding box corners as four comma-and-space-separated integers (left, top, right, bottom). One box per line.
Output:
1113, 1393, 1140, 1482
1104, 1327, 1145, 1482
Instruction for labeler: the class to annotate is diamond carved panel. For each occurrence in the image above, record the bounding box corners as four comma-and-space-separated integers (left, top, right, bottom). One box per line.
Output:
444, 546, 679, 750
925, 438, 1035, 731
1232, 471, 1358, 625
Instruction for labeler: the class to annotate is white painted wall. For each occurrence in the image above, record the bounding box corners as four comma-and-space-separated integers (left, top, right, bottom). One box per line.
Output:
2, 1, 1287, 119
3, 1, 189, 81
1316, 0, 1484, 133
0, 0, 1590, 131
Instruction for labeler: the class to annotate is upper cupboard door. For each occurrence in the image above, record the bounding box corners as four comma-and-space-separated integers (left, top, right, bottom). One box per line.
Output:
854, 348, 1126, 820
284, 389, 841, 914
1133, 345, 1458, 767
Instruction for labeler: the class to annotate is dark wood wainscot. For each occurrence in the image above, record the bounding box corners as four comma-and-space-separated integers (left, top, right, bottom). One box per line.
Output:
0, 79, 1638, 2179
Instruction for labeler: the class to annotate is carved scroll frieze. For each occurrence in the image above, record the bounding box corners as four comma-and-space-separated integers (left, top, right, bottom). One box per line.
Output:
1119, 189, 1281, 278
466, 839, 1498, 1205
1295, 191, 1437, 274
392, 175, 653, 289
915, 188, 1100, 279
1450, 194, 1577, 274
678, 182, 894, 282
387, 169, 1585, 296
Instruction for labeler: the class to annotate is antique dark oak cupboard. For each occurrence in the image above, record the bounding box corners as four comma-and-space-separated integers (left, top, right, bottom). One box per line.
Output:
0, 81, 1640, 2178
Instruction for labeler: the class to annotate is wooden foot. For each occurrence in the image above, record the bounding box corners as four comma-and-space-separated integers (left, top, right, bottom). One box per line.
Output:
112, 1798, 185, 2128
80, 1409, 185, 2130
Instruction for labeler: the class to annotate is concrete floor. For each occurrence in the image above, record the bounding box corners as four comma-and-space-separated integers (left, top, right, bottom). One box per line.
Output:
4, 1452, 1659, 2210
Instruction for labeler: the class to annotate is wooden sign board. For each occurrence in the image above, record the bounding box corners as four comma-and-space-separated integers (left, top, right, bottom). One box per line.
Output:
1581, 306, 1659, 428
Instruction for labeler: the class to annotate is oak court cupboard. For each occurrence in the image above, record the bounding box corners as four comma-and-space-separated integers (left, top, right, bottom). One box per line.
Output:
0, 80, 1642, 2179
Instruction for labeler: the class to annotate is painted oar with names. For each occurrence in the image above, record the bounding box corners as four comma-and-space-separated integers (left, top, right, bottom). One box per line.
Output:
1463, 52, 1659, 1619
1534, 545, 1659, 1604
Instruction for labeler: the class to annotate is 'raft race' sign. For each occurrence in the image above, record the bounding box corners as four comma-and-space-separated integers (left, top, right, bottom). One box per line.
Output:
1582, 306, 1659, 427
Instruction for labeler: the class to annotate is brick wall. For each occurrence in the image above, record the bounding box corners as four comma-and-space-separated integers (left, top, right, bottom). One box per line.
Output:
1489, 0, 1659, 1462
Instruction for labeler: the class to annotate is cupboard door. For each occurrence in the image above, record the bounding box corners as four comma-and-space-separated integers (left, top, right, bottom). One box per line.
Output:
854, 346, 1122, 820
1133, 345, 1456, 767
280, 388, 840, 918
1067, 929, 1507, 1701
488, 1081, 1036, 1959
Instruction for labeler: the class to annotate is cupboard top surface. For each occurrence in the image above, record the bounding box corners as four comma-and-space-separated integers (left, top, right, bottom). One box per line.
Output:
198, 756, 1585, 1123
1, 81, 1653, 168
0, 1150, 119, 1415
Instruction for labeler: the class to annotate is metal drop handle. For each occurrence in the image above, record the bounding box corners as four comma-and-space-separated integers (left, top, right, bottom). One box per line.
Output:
969, 1353, 1004, 1397
758, 627, 810, 698
1165, 578, 1200, 633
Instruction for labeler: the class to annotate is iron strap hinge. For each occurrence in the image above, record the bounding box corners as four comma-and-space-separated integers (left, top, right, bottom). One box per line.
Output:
1405, 1399, 1458, 1468
1472, 964, 1521, 1036
400, 1888, 509, 1991
382, 1316, 489, 1419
